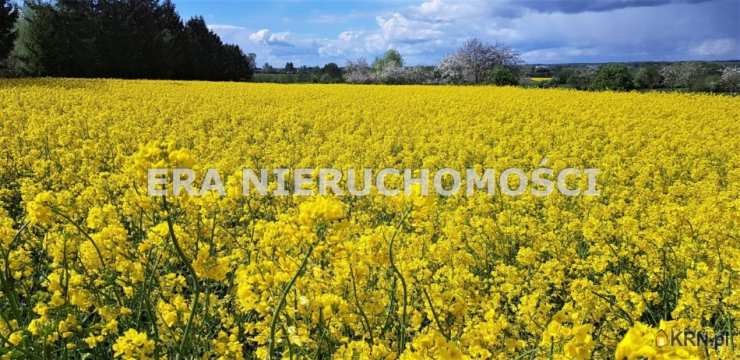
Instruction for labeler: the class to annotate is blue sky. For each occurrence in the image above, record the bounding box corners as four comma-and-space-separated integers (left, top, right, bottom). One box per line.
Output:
173, 0, 740, 66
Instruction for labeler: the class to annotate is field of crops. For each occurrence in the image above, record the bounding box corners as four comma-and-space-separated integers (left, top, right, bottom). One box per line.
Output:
0, 78, 738, 359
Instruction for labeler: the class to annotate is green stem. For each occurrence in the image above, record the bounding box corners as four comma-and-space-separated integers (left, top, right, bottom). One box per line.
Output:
161, 196, 201, 354
1, 222, 28, 318
268, 243, 316, 359
387, 209, 410, 355
422, 287, 450, 341
589, 290, 634, 326
50, 208, 107, 269
350, 263, 374, 344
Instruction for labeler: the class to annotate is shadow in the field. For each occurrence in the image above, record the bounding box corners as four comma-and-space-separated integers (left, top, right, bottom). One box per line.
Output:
0, 77, 112, 91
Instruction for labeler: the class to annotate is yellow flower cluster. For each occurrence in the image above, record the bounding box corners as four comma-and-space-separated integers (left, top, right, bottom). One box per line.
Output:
112, 329, 155, 359
0, 78, 737, 358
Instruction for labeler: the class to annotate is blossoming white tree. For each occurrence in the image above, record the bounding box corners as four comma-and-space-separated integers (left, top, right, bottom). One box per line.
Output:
437, 38, 521, 84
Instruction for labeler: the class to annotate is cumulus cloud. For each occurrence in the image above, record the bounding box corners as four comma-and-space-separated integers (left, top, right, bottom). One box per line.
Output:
377, 13, 444, 44
248, 29, 269, 43
249, 29, 293, 47
319, 31, 371, 57
318, 13, 452, 63
209, 0, 739, 65
206, 25, 321, 66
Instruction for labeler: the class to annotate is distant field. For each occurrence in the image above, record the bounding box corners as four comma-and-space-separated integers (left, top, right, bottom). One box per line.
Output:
252, 73, 322, 83
529, 77, 552, 82
0, 78, 737, 359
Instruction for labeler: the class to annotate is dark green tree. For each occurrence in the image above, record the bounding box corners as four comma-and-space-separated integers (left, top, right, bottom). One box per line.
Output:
0, 0, 18, 63
321, 62, 341, 82
15, 1, 252, 80
552, 67, 575, 85
15, 1, 65, 75
593, 64, 634, 90
487, 65, 519, 86
153, 0, 188, 78
372, 48, 403, 72
219, 43, 252, 80
634, 66, 663, 89
569, 69, 596, 90
96, 0, 166, 78
183, 16, 224, 79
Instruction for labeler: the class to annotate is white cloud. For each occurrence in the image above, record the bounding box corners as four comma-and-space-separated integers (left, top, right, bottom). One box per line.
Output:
414, 0, 485, 21
210, 0, 739, 65
248, 29, 270, 43
248, 29, 293, 47
268, 32, 291, 44
319, 31, 384, 58
377, 13, 443, 43
690, 38, 737, 56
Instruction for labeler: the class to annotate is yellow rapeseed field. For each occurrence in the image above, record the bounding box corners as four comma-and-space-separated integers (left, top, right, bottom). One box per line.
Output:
0, 78, 738, 359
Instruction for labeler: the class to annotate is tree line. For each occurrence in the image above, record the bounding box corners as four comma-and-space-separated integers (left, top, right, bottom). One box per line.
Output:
253, 62, 343, 84
344, 40, 525, 85
343, 41, 738, 92
542, 62, 739, 93
0, 0, 253, 81
257, 37, 738, 92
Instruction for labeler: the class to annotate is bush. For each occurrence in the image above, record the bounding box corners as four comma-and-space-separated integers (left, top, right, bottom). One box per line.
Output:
321, 63, 343, 83
565, 68, 596, 90
551, 67, 574, 85
593, 64, 634, 90
634, 66, 663, 89
487, 66, 519, 86
552, 67, 596, 90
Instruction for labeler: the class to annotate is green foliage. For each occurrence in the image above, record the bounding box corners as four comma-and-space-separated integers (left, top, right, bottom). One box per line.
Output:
14, 0, 252, 81
372, 49, 403, 72
321, 62, 342, 83
552, 67, 596, 90
634, 66, 663, 89
552, 67, 596, 89
252, 73, 305, 83
252, 63, 344, 84
593, 64, 634, 90
251, 73, 332, 84
552, 67, 575, 85
0, 0, 18, 63
487, 65, 519, 86
182, 16, 251, 81
548, 62, 737, 93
